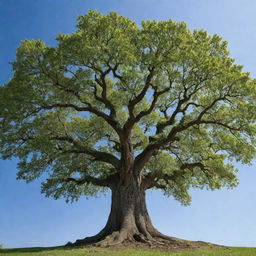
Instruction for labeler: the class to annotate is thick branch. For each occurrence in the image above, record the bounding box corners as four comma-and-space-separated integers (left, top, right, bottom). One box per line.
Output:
37, 65, 121, 135
51, 135, 120, 169
109, 63, 124, 83
135, 95, 238, 173
143, 162, 207, 190
63, 173, 117, 188
40, 102, 121, 135
143, 171, 182, 190
133, 85, 173, 125
156, 79, 207, 134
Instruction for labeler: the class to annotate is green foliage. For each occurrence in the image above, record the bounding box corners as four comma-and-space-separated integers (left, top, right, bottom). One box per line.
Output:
1, 11, 256, 204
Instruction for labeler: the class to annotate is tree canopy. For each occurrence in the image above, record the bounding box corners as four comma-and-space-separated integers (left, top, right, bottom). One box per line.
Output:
1, 11, 256, 207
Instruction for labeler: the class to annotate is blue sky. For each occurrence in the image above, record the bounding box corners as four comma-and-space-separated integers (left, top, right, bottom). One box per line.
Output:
1, 0, 256, 248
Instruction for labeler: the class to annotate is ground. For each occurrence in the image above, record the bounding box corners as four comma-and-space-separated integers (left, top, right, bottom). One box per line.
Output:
1, 244, 256, 256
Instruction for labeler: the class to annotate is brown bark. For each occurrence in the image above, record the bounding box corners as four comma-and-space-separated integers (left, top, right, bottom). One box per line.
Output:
68, 173, 173, 247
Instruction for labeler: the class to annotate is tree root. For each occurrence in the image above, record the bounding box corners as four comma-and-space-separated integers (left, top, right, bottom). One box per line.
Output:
66, 228, 194, 250
66, 229, 108, 247
150, 229, 183, 243
97, 231, 126, 246
133, 233, 152, 246
66, 229, 130, 247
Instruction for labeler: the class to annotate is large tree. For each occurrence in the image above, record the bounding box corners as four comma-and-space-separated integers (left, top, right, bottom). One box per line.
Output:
1, 11, 256, 246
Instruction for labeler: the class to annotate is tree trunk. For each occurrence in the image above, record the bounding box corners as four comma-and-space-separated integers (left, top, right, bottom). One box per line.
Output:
70, 174, 169, 246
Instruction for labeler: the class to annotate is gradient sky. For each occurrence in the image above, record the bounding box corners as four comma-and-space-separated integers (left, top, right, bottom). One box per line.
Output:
1, 0, 256, 249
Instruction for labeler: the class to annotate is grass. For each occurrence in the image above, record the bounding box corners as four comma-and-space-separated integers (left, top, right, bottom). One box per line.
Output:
0, 246, 256, 256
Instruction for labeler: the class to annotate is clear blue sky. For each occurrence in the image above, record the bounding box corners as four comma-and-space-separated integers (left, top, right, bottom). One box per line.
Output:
1, 0, 256, 248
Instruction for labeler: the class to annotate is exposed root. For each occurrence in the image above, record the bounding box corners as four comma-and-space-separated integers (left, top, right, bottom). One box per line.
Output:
97, 231, 126, 246
66, 230, 131, 248
150, 229, 183, 243
66, 229, 108, 247
65, 229, 201, 251
133, 233, 152, 246
64, 184, 213, 251
65, 219, 203, 250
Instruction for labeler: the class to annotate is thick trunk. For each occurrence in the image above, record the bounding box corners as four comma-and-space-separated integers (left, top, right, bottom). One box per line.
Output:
70, 174, 166, 246
105, 178, 153, 240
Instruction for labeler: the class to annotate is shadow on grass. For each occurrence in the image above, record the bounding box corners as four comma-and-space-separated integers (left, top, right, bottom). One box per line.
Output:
0, 246, 67, 254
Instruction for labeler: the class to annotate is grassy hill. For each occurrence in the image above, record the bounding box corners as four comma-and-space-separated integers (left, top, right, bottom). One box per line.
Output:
1, 246, 256, 256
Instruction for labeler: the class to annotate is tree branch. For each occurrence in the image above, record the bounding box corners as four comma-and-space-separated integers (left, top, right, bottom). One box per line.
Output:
63, 173, 117, 188
156, 78, 207, 134
40, 102, 121, 135
132, 84, 173, 125
51, 135, 120, 169
143, 161, 207, 190
93, 68, 117, 118
37, 64, 121, 135
126, 67, 155, 122
135, 93, 238, 173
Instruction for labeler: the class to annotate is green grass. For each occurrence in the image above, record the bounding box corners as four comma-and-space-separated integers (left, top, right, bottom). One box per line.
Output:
0, 246, 256, 256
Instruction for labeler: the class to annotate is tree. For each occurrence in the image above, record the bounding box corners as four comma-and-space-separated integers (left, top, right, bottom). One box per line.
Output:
1, 11, 256, 246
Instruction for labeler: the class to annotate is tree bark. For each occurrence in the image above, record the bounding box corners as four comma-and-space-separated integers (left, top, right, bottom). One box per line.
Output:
69, 173, 171, 246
